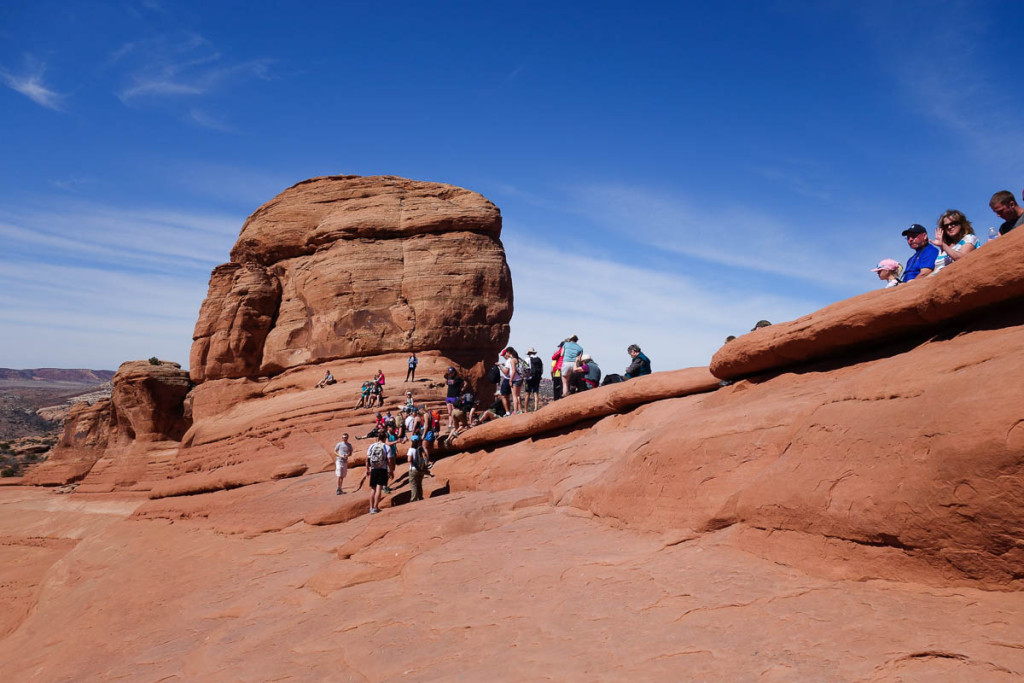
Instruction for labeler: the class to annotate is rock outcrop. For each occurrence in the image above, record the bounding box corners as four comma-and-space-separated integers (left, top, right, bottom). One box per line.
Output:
710, 227, 1024, 380
190, 175, 512, 383
25, 360, 190, 487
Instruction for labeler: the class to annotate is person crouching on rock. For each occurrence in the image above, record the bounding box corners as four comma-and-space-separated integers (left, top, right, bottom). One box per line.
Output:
366, 433, 390, 515
333, 433, 352, 495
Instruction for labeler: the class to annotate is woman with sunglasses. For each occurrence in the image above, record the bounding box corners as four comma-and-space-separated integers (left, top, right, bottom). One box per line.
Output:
931, 210, 979, 273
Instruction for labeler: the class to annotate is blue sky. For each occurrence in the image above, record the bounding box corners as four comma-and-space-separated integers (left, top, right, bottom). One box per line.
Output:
2, 1, 1022, 373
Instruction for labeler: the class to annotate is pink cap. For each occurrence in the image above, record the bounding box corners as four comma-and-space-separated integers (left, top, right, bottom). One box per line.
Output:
871, 258, 901, 272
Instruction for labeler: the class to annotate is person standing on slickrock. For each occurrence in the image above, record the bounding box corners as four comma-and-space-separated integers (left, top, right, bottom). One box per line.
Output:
366, 433, 390, 514
333, 433, 352, 495
444, 367, 464, 429
990, 190, 1024, 236
407, 435, 425, 502
405, 353, 418, 382
550, 343, 564, 401
559, 335, 583, 398
525, 348, 543, 412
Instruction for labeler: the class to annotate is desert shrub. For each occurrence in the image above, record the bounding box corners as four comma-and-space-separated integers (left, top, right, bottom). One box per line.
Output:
1, 466, 18, 478
148, 357, 161, 365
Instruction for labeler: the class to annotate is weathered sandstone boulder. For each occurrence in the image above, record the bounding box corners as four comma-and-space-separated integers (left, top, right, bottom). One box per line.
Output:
25, 360, 190, 487
190, 175, 512, 383
711, 226, 1024, 380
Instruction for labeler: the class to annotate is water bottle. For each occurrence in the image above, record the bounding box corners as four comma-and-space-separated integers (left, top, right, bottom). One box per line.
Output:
989, 227, 999, 241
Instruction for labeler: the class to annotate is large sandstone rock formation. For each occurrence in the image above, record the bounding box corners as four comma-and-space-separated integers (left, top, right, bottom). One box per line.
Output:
25, 360, 190, 487
190, 175, 512, 382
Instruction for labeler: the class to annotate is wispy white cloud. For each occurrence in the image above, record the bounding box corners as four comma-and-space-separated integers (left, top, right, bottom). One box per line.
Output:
0, 199, 244, 369
562, 182, 874, 290
504, 236, 820, 372
188, 107, 235, 132
115, 33, 272, 104
0, 56, 65, 110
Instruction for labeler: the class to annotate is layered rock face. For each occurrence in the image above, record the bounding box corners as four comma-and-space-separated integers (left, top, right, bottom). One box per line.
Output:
25, 361, 190, 487
190, 175, 513, 382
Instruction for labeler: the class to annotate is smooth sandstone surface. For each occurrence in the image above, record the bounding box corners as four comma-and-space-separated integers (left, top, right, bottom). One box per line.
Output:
7, 181, 1024, 678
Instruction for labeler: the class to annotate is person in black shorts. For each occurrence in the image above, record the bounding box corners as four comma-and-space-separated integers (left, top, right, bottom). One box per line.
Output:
524, 347, 543, 411
366, 433, 390, 514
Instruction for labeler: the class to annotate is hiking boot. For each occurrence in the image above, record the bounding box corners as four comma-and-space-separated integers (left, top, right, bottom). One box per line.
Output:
336, 487, 342, 495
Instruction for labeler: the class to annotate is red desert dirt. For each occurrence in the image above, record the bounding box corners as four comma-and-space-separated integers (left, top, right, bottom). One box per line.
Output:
3, 176, 1023, 680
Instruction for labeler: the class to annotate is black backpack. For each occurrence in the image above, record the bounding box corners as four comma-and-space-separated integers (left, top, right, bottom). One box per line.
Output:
530, 356, 543, 380
486, 364, 501, 384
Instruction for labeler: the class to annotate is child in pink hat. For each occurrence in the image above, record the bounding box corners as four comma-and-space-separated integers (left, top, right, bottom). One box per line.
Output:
871, 258, 903, 288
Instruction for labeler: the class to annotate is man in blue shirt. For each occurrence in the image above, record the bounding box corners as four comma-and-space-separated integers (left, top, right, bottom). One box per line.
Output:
901, 224, 939, 281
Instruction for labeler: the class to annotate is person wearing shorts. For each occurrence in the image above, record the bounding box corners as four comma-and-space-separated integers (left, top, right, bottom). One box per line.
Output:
333, 433, 352, 495
444, 367, 463, 428
366, 434, 390, 514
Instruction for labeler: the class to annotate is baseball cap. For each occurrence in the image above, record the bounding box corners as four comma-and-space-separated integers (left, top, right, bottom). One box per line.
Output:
901, 224, 927, 236
871, 258, 901, 272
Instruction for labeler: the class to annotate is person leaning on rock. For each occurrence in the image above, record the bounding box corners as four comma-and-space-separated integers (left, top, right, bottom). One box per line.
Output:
623, 344, 652, 379
990, 190, 1024, 236
901, 224, 939, 281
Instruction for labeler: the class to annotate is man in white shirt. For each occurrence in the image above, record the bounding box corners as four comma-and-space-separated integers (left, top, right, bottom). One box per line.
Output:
333, 433, 352, 495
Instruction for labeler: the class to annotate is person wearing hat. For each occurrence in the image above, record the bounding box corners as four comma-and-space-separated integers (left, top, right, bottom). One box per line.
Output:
871, 258, 903, 288
525, 347, 543, 412
902, 224, 939, 281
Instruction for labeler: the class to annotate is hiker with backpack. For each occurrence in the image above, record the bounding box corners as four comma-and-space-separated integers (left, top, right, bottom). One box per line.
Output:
525, 348, 543, 411
365, 433, 390, 514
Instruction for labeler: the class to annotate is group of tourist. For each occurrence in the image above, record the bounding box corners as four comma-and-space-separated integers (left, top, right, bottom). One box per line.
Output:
872, 190, 1023, 286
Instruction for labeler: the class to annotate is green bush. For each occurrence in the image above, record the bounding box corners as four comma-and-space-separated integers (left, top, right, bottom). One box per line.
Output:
148, 357, 161, 365
1, 467, 17, 478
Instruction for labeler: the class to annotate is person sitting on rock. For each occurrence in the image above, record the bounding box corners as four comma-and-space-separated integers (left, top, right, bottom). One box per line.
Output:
354, 381, 372, 409
405, 353, 418, 382
315, 369, 335, 389
930, 210, 979, 273
623, 344, 652, 379
870, 258, 903, 288
370, 379, 384, 407
990, 190, 1024, 236
357, 412, 387, 440
901, 224, 939, 281
475, 396, 508, 424
579, 353, 602, 390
